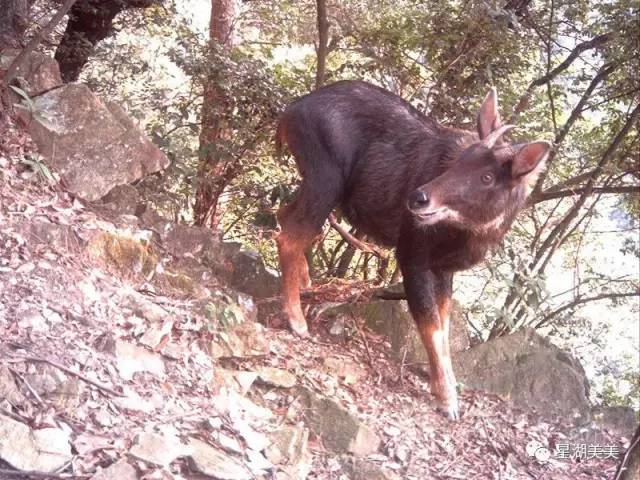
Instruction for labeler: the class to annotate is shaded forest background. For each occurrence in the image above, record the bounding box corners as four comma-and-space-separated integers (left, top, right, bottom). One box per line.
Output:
1, 0, 639, 409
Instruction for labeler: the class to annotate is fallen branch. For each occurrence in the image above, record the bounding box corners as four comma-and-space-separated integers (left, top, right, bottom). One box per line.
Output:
6, 356, 124, 398
328, 213, 389, 259
0, 468, 89, 479
349, 314, 374, 368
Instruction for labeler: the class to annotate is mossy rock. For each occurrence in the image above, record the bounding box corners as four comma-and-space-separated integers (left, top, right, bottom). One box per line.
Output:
86, 232, 158, 278
157, 270, 206, 298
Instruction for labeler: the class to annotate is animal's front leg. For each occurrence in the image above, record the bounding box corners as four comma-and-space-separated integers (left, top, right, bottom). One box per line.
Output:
401, 265, 459, 420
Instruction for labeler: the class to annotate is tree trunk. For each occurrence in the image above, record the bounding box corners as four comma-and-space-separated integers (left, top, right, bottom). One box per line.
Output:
54, 0, 159, 82
0, 0, 31, 51
314, 0, 329, 89
193, 0, 237, 228
614, 424, 639, 480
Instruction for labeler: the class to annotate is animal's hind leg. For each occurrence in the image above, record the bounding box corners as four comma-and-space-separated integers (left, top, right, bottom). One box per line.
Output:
276, 176, 341, 337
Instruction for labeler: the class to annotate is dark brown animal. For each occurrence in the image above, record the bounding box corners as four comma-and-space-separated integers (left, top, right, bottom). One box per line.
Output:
275, 80, 550, 419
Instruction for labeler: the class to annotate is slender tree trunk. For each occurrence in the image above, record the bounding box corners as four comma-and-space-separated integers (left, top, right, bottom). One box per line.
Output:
193, 0, 237, 228
614, 424, 639, 480
314, 0, 329, 89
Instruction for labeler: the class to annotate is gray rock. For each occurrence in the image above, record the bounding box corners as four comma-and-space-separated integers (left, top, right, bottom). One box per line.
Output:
453, 328, 591, 418
265, 425, 312, 480
323, 298, 470, 365
339, 456, 400, 480
90, 458, 138, 480
299, 388, 380, 457
188, 438, 252, 480
256, 367, 297, 389
23, 83, 168, 201
162, 224, 223, 260
27, 218, 81, 251
0, 414, 72, 472
591, 405, 638, 438
100, 184, 141, 215
225, 249, 280, 299
128, 432, 189, 468
0, 365, 27, 406
323, 357, 366, 385
2, 50, 62, 96
115, 340, 166, 381
210, 321, 270, 359
122, 293, 168, 323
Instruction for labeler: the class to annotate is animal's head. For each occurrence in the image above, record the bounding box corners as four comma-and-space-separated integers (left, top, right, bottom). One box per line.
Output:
407, 88, 551, 232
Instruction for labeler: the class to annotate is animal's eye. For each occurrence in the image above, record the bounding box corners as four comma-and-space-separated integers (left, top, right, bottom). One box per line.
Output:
481, 173, 494, 185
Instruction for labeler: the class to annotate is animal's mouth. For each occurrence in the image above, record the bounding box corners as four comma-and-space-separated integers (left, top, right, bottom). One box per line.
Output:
412, 208, 446, 224
415, 210, 439, 218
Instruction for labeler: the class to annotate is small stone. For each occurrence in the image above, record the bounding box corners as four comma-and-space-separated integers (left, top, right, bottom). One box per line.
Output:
128, 432, 189, 468
113, 388, 155, 413
234, 371, 258, 395
139, 320, 174, 350
265, 425, 310, 469
0, 365, 27, 405
340, 456, 400, 480
383, 425, 401, 437
122, 292, 168, 323
210, 321, 270, 359
256, 367, 297, 389
394, 444, 411, 463
329, 317, 346, 337
161, 342, 185, 360
17, 308, 48, 331
246, 449, 273, 474
0, 415, 72, 472
94, 407, 114, 427
207, 417, 223, 430
90, 458, 138, 480
218, 432, 243, 454
115, 340, 165, 380
299, 389, 380, 457
323, 357, 366, 385
232, 418, 271, 451
188, 438, 251, 480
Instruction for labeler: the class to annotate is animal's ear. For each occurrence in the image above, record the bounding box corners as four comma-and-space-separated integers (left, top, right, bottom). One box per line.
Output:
477, 87, 501, 140
512, 141, 551, 186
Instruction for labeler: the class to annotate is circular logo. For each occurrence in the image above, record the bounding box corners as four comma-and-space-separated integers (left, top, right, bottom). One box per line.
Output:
526, 440, 550, 464
526, 440, 543, 456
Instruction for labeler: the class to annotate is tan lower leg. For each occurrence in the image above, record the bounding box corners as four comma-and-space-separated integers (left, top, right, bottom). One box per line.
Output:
418, 321, 458, 411
277, 233, 310, 336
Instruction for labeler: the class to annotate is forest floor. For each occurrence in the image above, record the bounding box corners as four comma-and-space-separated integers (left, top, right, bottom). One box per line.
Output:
0, 123, 630, 480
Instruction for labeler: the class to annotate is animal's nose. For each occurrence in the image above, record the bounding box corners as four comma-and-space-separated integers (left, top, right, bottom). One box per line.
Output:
408, 189, 430, 211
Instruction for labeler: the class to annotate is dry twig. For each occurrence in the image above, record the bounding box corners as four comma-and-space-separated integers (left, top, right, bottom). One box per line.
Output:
6, 356, 124, 397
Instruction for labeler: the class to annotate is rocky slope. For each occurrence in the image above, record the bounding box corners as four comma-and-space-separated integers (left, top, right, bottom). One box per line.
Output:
0, 74, 635, 479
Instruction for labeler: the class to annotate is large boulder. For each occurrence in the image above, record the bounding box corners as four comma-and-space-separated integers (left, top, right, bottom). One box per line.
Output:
1, 50, 62, 96
453, 328, 591, 418
22, 83, 169, 200
323, 298, 470, 364
155, 223, 279, 299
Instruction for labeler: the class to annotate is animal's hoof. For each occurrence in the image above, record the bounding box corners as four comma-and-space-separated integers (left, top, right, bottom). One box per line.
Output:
437, 403, 460, 421
288, 316, 310, 338
291, 325, 310, 338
